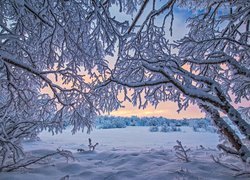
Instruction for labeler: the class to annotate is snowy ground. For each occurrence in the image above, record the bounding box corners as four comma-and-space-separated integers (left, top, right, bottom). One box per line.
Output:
1, 126, 249, 179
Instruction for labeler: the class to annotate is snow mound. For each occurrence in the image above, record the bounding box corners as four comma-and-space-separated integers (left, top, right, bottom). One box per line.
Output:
1, 148, 248, 180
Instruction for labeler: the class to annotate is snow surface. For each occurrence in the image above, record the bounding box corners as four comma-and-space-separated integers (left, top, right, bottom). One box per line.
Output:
1, 126, 249, 179
24, 127, 219, 152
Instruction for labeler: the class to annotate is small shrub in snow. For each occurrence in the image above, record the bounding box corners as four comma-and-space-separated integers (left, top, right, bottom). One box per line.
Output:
172, 127, 181, 132
161, 125, 181, 132
77, 138, 99, 152
193, 125, 216, 133
130, 120, 136, 126
161, 125, 170, 132
174, 140, 191, 162
149, 126, 159, 132
96, 117, 126, 129
88, 138, 99, 151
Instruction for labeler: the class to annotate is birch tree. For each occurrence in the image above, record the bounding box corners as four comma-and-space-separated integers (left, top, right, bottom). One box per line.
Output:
0, 0, 142, 167
96, 0, 250, 160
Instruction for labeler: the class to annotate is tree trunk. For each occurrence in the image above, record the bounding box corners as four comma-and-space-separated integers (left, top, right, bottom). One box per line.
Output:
200, 104, 250, 162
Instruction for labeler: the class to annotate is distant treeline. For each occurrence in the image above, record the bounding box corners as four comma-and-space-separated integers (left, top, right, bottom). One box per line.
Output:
94, 116, 216, 132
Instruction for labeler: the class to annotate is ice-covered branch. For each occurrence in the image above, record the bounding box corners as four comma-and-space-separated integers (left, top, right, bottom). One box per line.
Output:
1, 55, 75, 106
174, 140, 190, 162
0, 149, 74, 172
127, 0, 150, 34
200, 104, 250, 161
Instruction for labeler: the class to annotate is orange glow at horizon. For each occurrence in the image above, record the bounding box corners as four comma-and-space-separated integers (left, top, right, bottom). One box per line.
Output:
108, 98, 249, 119
108, 101, 205, 119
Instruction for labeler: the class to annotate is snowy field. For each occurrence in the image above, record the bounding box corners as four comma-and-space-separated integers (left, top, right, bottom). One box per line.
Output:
1, 126, 249, 180
24, 126, 219, 152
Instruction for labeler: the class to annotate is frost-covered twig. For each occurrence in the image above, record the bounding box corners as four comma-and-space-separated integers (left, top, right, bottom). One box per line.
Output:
211, 155, 241, 171
174, 140, 190, 162
217, 144, 240, 156
0, 149, 74, 172
211, 155, 250, 177
88, 138, 99, 151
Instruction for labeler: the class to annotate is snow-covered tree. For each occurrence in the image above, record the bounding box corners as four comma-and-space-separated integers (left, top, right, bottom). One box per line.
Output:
96, 0, 250, 160
0, 0, 142, 167
0, 0, 249, 167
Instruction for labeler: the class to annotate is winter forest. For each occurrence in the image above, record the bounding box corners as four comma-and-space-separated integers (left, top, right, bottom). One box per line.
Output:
0, 0, 250, 179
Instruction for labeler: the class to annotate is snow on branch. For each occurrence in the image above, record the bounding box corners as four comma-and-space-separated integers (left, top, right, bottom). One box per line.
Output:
200, 104, 250, 162
211, 155, 250, 178
127, 0, 150, 34
174, 140, 190, 162
0, 149, 74, 172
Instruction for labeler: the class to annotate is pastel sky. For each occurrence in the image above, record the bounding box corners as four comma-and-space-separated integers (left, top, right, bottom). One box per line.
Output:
107, 4, 204, 118
109, 102, 204, 119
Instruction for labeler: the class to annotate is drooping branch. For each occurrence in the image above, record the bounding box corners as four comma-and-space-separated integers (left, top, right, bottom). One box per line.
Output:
0, 53, 89, 107
138, 61, 250, 139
